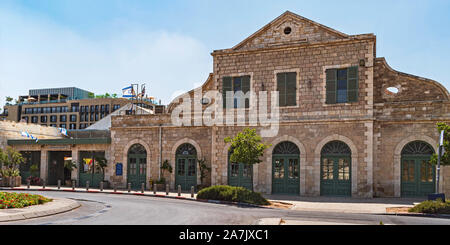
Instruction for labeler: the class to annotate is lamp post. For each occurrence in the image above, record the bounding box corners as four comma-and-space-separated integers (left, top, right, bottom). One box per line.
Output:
436, 130, 444, 194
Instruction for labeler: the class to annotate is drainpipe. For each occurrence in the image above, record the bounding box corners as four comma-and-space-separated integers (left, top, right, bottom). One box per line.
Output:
159, 124, 162, 180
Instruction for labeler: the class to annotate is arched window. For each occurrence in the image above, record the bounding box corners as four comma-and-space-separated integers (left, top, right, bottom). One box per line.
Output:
401, 141, 434, 155
273, 141, 300, 155
321, 141, 351, 155
128, 144, 147, 155
176, 143, 197, 156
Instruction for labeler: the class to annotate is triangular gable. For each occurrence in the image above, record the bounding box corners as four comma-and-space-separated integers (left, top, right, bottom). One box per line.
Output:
233, 11, 349, 51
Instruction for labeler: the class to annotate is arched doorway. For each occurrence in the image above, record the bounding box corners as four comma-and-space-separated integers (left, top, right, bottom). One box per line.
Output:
228, 148, 253, 190
272, 141, 300, 195
175, 143, 197, 191
127, 144, 147, 189
401, 141, 435, 197
320, 141, 351, 196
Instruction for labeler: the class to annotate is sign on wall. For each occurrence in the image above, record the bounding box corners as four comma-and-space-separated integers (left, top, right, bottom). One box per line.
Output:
115, 163, 123, 176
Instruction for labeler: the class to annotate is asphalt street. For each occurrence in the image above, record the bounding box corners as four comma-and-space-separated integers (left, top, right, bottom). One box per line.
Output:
2, 190, 450, 225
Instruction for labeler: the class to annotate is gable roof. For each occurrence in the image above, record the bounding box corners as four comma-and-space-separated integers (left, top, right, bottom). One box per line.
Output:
232, 11, 349, 51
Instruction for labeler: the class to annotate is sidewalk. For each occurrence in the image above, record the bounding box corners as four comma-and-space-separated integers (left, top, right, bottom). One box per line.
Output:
265, 194, 422, 214
2, 185, 199, 200
0, 198, 80, 222
2, 185, 423, 214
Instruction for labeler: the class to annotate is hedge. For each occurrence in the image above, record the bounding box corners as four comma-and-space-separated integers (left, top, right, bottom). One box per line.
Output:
409, 199, 450, 214
196, 185, 270, 205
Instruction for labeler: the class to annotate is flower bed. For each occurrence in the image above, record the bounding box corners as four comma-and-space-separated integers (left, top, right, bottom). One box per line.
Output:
0, 192, 52, 209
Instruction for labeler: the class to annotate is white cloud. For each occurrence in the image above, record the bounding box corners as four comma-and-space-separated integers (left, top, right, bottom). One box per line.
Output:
0, 8, 212, 109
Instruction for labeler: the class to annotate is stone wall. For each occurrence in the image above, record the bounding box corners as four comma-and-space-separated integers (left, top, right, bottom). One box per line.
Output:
0, 120, 63, 149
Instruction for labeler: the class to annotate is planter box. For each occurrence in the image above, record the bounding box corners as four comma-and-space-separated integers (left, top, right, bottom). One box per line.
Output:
0, 176, 21, 187
155, 183, 166, 191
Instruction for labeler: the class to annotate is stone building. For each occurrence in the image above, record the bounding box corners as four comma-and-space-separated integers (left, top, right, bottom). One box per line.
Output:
7, 11, 450, 198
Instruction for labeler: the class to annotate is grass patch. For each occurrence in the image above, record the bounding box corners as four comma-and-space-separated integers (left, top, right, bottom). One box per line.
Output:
0, 192, 52, 209
196, 185, 270, 206
409, 199, 450, 214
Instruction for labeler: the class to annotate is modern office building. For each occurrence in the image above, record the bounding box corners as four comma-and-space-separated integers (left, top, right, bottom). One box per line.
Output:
2, 87, 163, 130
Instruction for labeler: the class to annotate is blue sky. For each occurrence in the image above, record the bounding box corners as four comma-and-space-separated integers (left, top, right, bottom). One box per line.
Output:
1, 0, 449, 109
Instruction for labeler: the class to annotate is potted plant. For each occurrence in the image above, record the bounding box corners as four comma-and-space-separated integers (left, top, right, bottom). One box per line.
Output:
0, 147, 24, 187
95, 156, 109, 189
197, 158, 211, 191
155, 160, 172, 191
64, 160, 77, 186
29, 164, 39, 177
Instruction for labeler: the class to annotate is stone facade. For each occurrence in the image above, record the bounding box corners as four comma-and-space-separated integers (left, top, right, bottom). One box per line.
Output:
7, 11, 450, 198
105, 11, 450, 198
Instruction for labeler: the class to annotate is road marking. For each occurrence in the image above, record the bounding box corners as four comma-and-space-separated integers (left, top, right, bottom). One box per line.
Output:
39, 199, 112, 225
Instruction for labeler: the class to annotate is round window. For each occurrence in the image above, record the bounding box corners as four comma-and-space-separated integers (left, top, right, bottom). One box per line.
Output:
386, 87, 399, 94
284, 27, 292, 35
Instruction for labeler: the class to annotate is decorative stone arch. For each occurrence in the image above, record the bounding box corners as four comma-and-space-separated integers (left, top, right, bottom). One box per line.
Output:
314, 134, 358, 196
170, 138, 203, 189
122, 139, 152, 186
393, 135, 438, 197
265, 135, 307, 195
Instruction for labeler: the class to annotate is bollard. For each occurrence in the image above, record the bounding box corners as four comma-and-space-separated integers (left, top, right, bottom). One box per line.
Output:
113, 183, 117, 193
57, 180, 61, 190
141, 183, 145, 193
191, 186, 194, 198
86, 181, 89, 191
42, 180, 46, 189
178, 185, 181, 197
100, 181, 104, 192
72, 180, 75, 191
27, 179, 30, 189
153, 183, 157, 194
128, 183, 131, 193
166, 184, 169, 195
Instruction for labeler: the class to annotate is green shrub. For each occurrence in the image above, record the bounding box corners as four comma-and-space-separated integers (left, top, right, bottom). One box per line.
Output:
409, 199, 450, 214
196, 185, 270, 206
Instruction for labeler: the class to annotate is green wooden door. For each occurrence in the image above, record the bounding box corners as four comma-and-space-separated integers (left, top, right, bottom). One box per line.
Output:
401, 156, 435, 197
228, 162, 253, 191
175, 156, 197, 191
127, 154, 147, 190
272, 155, 300, 195
320, 156, 351, 196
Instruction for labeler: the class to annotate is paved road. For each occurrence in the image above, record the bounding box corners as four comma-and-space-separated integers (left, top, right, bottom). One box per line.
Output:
1, 191, 450, 225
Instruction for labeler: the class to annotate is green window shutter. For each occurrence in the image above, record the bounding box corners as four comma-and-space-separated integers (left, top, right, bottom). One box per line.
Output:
347, 67, 358, 103
286, 72, 297, 106
277, 73, 286, 107
223, 77, 232, 108
242, 76, 251, 108
326, 69, 337, 104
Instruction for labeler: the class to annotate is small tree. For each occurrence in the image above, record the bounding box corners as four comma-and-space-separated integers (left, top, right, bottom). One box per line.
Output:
88, 92, 95, 98
64, 160, 77, 172
198, 158, 211, 187
0, 147, 24, 178
159, 160, 173, 184
5, 96, 13, 105
95, 156, 108, 182
224, 128, 271, 169
430, 122, 450, 166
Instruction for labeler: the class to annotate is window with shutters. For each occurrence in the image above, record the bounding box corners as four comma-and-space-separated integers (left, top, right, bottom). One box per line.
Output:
277, 72, 297, 107
222, 75, 251, 109
325, 67, 358, 104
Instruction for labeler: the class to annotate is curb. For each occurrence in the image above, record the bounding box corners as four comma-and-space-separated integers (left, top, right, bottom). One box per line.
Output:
383, 212, 450, 219
1, 187, 271, 210
0, 198, 80, 222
